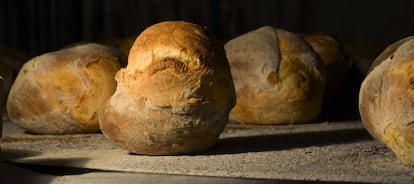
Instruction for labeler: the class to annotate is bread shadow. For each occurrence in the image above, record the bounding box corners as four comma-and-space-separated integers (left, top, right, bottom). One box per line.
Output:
0, 148, 42, 161
1, 157, 93, 184
201, 127, 373, 155
4, 157, 98, 176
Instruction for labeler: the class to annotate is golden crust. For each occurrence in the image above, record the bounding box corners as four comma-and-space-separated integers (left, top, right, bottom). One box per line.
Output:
359, 37, 414, 165
225, 26, 325, 124
304, 33, 351, 100
121, 21, 231, 107
305, 33, 344, 66
368, 35, 414, 73
7, 43, 121, 134
99, 21, 235, 155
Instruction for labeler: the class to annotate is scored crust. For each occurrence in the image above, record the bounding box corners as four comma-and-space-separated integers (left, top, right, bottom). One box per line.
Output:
225, 26, 325, 124
99, 21, 236, 155
359, 38, 414, 165
7, 43, 121, 134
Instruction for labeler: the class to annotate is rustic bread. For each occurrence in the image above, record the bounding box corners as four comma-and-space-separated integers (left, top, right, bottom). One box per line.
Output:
225, 26, 326, 124
98, 21, 236, 155
359, 37, 414, 165
304, 33, 351, 100
7, 43, 122, 134
368, 36, 414, 73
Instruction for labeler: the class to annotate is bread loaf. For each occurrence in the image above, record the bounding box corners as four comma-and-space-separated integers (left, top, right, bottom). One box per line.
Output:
98, 21, 236, 155
368, 36, 414, 73
225, 26, 326, 124
7, 43, 122, 134
304, 33, 351, 100
359, 37, 414, 165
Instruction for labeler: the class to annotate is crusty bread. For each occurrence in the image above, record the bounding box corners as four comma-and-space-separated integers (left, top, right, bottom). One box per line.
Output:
225, 26, 326, 124
304, 33, 351, 100
7, 43, 122, 134
368, 35, 414, 73
98, 21, 236, 155
359, 37, 414, 165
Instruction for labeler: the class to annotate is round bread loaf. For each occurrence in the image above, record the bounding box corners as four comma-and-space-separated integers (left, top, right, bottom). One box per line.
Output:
7, 43, 122, 134
225, 26, 326, 124
98, 21, 236, 155
368, 35, 414, 73
359, 37, 414, 165
304, 33, 351, 100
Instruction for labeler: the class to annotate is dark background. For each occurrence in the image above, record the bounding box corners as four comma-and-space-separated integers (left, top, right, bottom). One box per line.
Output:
1, 0, 412, 120
1, 0, 414, 58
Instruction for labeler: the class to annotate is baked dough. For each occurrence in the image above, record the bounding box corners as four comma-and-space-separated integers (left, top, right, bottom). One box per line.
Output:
98, 21, 236, 155
225, 26, 326, 124
304, 32, 351, 100
7, 43, 122, 134
359, 36, 414, 165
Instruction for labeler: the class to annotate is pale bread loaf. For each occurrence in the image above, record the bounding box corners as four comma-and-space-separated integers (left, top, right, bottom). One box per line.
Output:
7, 43, 121, 134
225, 26, 326, 124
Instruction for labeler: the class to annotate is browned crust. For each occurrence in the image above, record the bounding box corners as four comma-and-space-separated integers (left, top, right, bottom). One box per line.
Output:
225, 26, 325, 124
99, 21, 235, 155
359, 38, 414, 165
7, 43, 121, 134
304, 33, 351, 99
